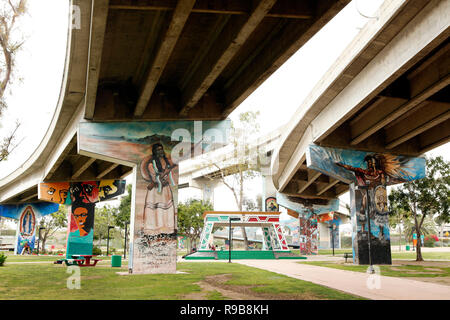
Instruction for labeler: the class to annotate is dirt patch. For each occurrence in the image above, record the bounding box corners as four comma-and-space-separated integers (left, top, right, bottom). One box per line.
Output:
392, 260, 450, 268
389, 266, 444, 274
181, 274, 321, 300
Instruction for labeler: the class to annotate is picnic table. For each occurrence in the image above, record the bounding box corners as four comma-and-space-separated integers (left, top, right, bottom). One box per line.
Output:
71, 255, 101, 267
54, 255, 102, 267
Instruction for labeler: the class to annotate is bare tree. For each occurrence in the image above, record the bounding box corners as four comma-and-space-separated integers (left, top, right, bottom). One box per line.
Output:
208, 111, 264, 250
0, 0, 26, 161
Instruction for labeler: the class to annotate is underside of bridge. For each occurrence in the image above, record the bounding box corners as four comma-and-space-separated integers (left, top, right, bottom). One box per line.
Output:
275, 0, 449, 202
86, 0, 349, 121
0, 0, 349, 205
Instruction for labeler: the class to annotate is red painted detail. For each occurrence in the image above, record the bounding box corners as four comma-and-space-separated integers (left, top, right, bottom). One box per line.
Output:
268, 218, 279, 222
258, 216, 268, 221
248, 218, 258, 222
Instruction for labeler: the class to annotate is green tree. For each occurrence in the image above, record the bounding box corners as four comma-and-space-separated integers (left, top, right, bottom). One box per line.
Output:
94, 205, 119, 246
389, 156, 449, 261
178, 199, 213, 253
401, 215, 436, 242
0, 0, 26, 161
113, 184, 131, 229
209, 111, 265, 249
38, 205, 67, 252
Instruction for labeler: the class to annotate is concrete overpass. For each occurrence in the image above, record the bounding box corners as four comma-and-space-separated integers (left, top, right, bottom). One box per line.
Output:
0, 0, 349, 273
270, 0, 449, 264
0, 0, 349, 204
179, 126, 282, 195
272, 0, 449, 198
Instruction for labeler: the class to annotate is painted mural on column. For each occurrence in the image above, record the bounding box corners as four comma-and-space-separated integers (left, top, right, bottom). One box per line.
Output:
318, 212, 341, 249
38, 180, 126, 258
350, 184, 391, 264
78, 121, 230, 274
307, 144, 425, 264
278, 195, 339, 255
0, 203, 59, 254
265, 197, 279, 212
277, 192, 339, 217
307, 144, 426, 186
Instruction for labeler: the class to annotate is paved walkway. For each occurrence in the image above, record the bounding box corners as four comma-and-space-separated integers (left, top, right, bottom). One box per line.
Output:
234, 259, 450, 300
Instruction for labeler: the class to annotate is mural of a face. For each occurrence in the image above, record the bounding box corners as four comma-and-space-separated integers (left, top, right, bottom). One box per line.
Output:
72, 206, 90, 236
99, 180, 120, 201
40, 182, 70, 204
375, 186, 388, 213
71, 182, 99, 204
265, 197, 279, 212
59, 189, 69, 204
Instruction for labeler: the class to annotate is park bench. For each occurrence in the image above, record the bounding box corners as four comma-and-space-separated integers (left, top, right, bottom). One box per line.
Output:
343, 252, 353, 263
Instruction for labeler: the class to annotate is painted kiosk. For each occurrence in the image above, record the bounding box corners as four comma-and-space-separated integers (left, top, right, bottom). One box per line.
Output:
186, 211, 306, 260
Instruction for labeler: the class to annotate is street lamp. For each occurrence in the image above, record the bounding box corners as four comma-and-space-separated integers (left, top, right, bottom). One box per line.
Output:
228, 217, 240, 263
37, 227, 46, 255
106, 226, 114, 256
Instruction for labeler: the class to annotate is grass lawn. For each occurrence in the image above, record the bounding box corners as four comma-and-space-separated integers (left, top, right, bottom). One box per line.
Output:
1, 253, 113, 263
298, 261, 450, 278
391, 252, 450, 260
0, 258, 363, 300
316, 249, 450, 261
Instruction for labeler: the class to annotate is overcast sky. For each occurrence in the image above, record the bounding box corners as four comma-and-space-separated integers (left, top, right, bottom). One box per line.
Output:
0, 0, 448, 210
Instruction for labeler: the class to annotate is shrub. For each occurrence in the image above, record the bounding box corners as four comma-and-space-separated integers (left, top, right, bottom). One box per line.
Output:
92, 246, 102, 256
0, 252, 7, 266
424, 236, 437, 247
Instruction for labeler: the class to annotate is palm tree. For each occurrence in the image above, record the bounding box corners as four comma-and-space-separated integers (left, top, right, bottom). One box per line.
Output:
402, 215, 436, 242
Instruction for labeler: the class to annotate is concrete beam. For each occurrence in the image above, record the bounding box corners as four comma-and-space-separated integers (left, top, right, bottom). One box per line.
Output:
179, 0, 277, 116
312, 0, 449, 145
84, 0, 109, 120
316, 178, 339, 196
350, 75, 450, 145
386, 103, 450, 149
71, 156, 96, 179
109, 0, 313, 19
134, 0, 195, 117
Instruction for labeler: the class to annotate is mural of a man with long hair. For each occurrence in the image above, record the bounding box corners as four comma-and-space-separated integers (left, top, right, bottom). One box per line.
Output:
141, 143, 178, 234
336, 153, 410, 187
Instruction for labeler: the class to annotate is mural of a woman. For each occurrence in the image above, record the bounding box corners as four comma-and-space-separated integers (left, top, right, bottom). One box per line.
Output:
140, 143, 178, 234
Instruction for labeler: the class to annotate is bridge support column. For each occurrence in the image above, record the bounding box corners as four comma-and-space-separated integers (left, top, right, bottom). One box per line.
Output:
277, 192, 339, 255
39, 180, 126, 258
299, 215, 318, 255
78, 121, 229, 274
349, 183, 391, 264
306, 144, 426, 264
